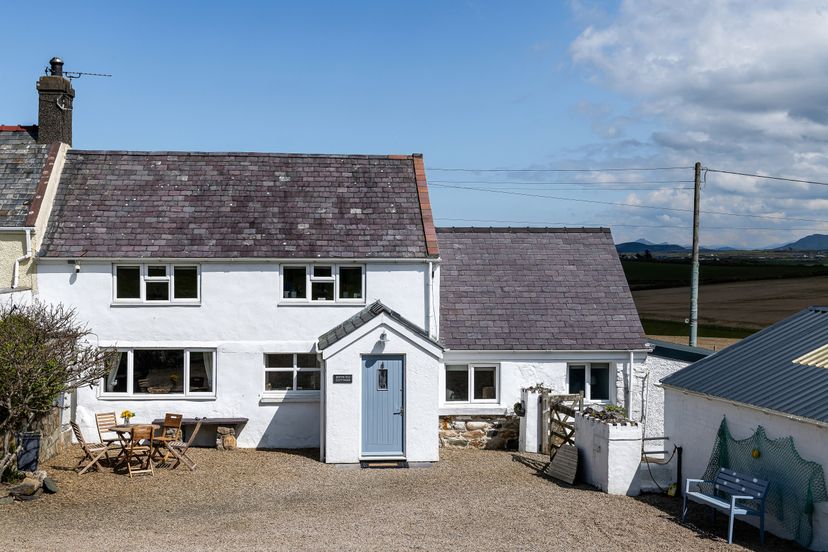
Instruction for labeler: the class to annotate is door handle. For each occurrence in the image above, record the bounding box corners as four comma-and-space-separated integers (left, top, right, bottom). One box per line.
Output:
394, 408, 404, 416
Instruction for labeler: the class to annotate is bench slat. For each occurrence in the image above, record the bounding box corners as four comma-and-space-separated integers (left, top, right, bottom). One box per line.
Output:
686, 492, 750, 515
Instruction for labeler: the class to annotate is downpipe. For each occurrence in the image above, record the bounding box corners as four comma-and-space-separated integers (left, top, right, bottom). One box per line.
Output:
12, 228, 32, 289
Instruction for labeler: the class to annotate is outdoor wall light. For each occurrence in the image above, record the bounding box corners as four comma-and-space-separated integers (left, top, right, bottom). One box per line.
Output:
68, 259, 80, 273
379, 331, 389, 344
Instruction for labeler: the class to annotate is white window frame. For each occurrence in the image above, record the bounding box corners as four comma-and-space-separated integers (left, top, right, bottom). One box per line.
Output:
99, 348, 216, 399
567, 362, 612, 404
262, 353, 322, 399
444, 363, 499, 404
279, 264, 365, 304
112, 263, 201, 304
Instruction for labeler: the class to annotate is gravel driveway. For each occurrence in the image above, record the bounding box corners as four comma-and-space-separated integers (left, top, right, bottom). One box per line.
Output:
0, 447, 797, 551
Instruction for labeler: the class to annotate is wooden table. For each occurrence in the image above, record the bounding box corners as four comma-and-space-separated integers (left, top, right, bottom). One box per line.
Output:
109, 424, 160, 464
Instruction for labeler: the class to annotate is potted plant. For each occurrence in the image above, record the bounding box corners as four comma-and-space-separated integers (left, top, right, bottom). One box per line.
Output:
120, 409, 136, 425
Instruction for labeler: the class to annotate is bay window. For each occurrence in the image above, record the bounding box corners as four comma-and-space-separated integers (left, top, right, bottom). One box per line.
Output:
102, 349, 215, 397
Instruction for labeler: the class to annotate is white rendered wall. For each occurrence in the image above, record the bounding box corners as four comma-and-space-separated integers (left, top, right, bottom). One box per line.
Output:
37, 260, 430, 449
664, 388, 828, 550
322, 319, 441, 464
639, 355, 691, 438
439, 351, 647, 417
575, 413, 642, 495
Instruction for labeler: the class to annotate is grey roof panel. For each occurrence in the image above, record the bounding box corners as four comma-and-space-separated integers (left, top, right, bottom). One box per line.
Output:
41, 151, 433, 259
661, 306, 828, 423
0, 128, 49, 227
318, 300, 443, 351
437, 227, 647, 351
647, 338, 714, 363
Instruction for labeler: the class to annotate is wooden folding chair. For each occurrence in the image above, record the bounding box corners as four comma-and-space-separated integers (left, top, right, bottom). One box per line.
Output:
71, 421, 114, 475
95, 411, 120, 445
152, 413, 183, 463
167, 419, 203, 471
125, 425, 155, 478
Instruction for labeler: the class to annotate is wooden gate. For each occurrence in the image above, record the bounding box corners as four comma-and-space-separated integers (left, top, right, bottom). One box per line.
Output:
540, 392, 583, 458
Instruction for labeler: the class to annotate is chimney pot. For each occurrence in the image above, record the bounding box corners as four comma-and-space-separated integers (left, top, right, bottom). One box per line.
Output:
49, 57, 64, 76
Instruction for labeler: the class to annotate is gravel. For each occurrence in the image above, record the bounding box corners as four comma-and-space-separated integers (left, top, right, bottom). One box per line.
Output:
0, 447, 797, 551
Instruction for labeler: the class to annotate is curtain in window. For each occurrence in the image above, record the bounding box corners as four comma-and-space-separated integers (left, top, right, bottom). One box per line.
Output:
203, 352, 214, 392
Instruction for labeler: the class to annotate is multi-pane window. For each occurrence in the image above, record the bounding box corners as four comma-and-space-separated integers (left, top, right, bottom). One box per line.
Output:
264, 353, 321, 393
280, 265, 364, 303
114, 264, 200, 303
102, 349, 215, 396
445, 364, 498, 403
568, 362, 611, 402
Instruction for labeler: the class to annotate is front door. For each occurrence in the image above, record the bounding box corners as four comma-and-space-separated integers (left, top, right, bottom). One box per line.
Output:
362, 355, 404, 457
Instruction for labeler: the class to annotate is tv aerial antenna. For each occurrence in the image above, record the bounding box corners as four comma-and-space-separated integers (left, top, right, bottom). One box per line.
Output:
44, 57, 111, 80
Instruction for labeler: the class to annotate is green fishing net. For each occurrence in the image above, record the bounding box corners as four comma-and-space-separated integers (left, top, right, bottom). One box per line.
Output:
702, 417, 828, 547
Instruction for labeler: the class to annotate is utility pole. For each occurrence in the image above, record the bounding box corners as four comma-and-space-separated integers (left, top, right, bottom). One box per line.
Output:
689, 162, 701, 347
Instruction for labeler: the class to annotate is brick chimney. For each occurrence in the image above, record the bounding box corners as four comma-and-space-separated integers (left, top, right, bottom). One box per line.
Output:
36, 57, 74, 145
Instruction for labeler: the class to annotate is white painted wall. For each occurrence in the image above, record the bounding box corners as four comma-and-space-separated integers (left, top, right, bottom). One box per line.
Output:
321, 314, 441, 464
439, 351, 647, 417
575, 413, 642, 495
664, 388, 828, 550
36, 259, 431, 450
639, 354, 692, 438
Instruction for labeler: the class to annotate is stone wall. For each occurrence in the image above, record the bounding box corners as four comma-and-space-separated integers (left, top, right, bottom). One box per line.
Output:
30, 406, 71, 462
439, 415, 520, 450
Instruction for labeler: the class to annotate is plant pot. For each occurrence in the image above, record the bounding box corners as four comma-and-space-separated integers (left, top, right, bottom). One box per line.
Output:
16, 431, 41, 473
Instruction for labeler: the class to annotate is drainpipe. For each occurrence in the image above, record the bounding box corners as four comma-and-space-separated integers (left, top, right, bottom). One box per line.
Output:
12, 228, 33, 289
626, 350, 634, 418
426, 261, 433, 338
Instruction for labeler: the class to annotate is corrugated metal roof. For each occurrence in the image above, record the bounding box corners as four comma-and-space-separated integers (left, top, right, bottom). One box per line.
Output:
647, 338, 714, 363
661, 306, 828, 423
793, 343, 828, 368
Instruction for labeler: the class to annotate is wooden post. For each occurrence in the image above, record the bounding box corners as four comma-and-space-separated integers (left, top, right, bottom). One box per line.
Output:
689, 162, 702, 347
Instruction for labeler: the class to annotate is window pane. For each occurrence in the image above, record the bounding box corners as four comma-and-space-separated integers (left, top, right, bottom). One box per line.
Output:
146, 281, 170, 301
377, 366, 388, 390
265, 371, 294, 391
296, 353, 319, 368
473, 367, 497, 400
445, 365, 469, 402
133, 350, 184, 394
313, 265, 332, 278
147, 265, 167, 277
105, 352, 128, 393
283, 267, 306, 299
311, 282, 334, 301
339, 267, 363, 299
266, 353, 294, 368
116, 266, 140, 299
590, 364, 610, 401
296, 370, 320, 390
569, 366, 586, 396
189, 352, 213, 393
174, 266, 198, 299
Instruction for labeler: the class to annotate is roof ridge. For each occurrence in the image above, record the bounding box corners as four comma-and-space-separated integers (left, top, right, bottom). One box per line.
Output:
0, 125, 36, 132
68, 150, 416, 159
435, 226, 610, 234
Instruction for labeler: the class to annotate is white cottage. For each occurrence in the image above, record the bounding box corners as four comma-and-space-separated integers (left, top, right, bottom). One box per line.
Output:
3, 59, 653, 464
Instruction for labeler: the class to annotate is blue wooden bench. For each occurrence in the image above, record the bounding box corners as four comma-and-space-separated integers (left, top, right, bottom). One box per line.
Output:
682, 467, 770, 544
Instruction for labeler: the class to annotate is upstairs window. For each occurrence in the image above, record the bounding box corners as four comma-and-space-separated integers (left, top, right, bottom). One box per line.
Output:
113, 264, 200, 303
568, 363, 611, 402
280, 265, 364, 303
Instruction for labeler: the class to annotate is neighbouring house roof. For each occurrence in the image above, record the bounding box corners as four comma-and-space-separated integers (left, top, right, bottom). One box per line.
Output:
661, 306, 828, 424
317, 300, 443, 351
647, 338, 713, 363
40, 151, 438, 259
437, 227, 647, 351
0, 126, 50, 227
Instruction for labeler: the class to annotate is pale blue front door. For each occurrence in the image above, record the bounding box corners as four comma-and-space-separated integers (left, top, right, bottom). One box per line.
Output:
362, 355, 404, 457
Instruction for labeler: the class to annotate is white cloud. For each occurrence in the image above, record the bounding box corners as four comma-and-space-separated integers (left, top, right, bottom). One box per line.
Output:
568, 0, 828, 247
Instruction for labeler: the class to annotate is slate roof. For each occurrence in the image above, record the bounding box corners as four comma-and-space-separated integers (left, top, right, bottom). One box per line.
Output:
661, 306, 828, 423
318, 300, 442, 351
41, 151, 437, 259
647, 338, 713, 363
437, 227, 647, 351
0, 127, 50, 227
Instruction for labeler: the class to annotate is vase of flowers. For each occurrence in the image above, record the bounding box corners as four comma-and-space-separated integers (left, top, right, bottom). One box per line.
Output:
121, 409, 136, 425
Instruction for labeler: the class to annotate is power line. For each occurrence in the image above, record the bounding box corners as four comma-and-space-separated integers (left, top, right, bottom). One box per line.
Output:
429, 182, 828, 223
706, 168, 828, 187
427, 166, 693, 173
435, 217, 828, 231
431, 179, 695, 185
436, 185, 693, 192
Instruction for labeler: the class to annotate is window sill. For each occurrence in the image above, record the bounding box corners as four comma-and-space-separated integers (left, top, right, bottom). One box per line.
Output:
259, 393, 321, 405
439, 405, 508, 416
97, 394, 216, 401
277, 301, 367, 307
110, 302, 202, 307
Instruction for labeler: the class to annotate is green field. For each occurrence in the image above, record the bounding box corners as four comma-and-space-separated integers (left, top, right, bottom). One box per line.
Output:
640, 318, 755, 338
622, 260, 828, 291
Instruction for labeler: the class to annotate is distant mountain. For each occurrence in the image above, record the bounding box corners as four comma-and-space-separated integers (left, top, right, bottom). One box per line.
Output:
775, 234, 828, 251
616, 241, 687, 254
635, 238, 656, 245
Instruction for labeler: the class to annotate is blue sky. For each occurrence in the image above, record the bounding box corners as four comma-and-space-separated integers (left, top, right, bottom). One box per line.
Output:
2, 1, 826, 247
